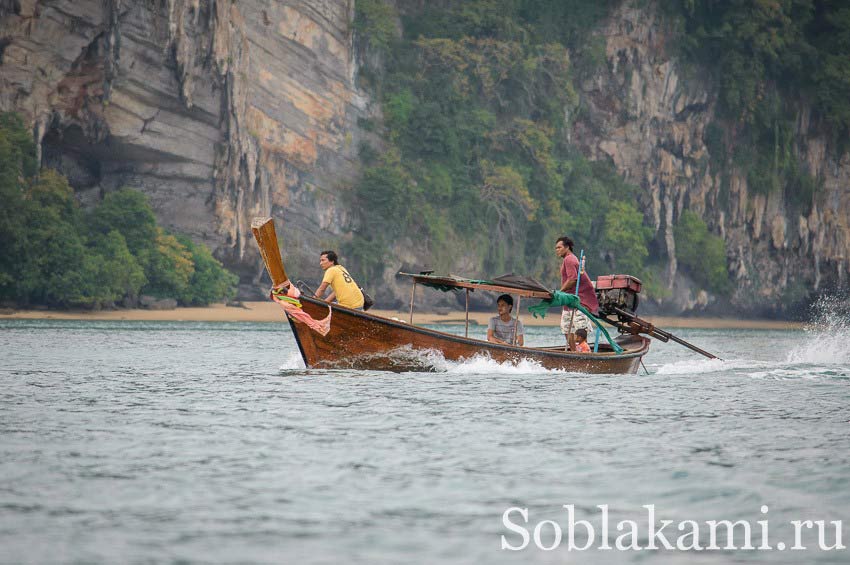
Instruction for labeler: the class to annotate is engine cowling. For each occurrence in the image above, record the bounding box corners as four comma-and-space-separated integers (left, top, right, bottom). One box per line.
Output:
594, 275, 642, 321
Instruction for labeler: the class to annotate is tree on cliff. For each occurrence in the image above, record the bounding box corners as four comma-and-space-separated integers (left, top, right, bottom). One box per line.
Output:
0, 113, 39, 303
675, 211, 732, 295
0, 112, 237, 309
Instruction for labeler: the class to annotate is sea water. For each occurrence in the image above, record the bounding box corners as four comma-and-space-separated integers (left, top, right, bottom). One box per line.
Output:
1, 315, 848, 564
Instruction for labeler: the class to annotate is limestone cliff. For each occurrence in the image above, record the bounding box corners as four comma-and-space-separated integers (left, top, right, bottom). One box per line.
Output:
0, 0, 374, 293
574, 2, 849, 316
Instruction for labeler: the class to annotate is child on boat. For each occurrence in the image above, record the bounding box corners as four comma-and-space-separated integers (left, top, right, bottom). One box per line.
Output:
574, 328, 591, 353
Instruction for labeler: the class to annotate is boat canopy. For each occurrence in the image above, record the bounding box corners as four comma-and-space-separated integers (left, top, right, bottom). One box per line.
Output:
397, 272, 553, 299
399, 272, 624, 353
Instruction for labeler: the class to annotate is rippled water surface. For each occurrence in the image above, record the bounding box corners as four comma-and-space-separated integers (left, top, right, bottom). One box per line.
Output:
1, 318, 848, 564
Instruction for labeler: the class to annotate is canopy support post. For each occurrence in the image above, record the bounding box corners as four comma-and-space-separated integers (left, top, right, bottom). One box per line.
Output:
409, 282, 416, 325
465, 289, 469, 338
513, 295, 521, 345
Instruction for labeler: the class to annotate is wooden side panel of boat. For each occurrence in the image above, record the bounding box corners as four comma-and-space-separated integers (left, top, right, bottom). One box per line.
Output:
289, 296, 647, 374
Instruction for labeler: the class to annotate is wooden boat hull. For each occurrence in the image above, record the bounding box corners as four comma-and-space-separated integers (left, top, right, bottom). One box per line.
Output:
288, 296, 649, 374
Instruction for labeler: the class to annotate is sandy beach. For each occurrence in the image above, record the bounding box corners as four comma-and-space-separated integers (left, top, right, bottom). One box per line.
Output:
0, 302, 803, 329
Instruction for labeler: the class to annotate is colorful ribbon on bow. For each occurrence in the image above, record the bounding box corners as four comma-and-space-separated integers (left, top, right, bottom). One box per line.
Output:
271, 283, 332, 336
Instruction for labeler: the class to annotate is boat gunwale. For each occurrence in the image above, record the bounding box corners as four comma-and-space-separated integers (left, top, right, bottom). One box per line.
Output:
296, 295, 650, 361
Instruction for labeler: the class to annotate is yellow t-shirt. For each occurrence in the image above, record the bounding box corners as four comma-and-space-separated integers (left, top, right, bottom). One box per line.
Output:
322, 265, 364, 308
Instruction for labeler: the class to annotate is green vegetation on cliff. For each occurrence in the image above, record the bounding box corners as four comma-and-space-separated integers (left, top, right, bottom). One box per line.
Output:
673, 0, 850, 134
0, 113, 238, 309
671, 0, 846, 212
352, 0, 677, 295
674, 211, 733, 295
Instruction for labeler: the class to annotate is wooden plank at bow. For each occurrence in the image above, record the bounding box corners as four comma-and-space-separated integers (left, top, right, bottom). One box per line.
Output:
251, 217, 289, 287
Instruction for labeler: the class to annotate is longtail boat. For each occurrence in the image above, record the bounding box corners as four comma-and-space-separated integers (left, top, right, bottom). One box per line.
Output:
251, 217, 661, 374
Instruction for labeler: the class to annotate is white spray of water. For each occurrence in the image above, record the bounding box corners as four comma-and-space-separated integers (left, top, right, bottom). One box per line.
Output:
373, 346, 573, 374
786, 295, 850, 365
654, 357, 762, 375
427, 352, 573, 375
279, 352, 306, 371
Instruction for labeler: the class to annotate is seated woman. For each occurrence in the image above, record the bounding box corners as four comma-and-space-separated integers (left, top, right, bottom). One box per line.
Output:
487, 294, 524, 346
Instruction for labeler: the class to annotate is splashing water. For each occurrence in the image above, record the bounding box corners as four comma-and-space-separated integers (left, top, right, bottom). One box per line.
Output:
279, 344, 576, 375
280, 346, 569, 375
427, 351, 574, 375
279, 352, 306, 371
375, 346, 578, 374
787, 295, 850, 365
654, 357, 758, 375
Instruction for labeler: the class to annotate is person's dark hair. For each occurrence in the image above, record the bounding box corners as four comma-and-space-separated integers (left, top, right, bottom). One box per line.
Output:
556, 236, 574, 251
497, 294, 514, 310
576, 328, 588, 340
320, 250, 338, 265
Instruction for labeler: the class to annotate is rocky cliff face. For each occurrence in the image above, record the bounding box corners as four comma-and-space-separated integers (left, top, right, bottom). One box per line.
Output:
575, 2, 850, 315
0, 0, 374, 293
2, 0, 847, 314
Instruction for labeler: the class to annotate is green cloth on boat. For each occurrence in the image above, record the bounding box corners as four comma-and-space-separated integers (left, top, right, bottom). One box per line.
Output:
528, 291, 623, 354
528, 291, 582, 312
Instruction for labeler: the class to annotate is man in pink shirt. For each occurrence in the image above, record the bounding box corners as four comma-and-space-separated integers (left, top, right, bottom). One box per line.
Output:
555, 236, 599, 351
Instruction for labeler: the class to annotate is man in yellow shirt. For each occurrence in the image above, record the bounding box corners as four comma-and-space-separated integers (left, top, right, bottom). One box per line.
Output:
314, 250, 365, 309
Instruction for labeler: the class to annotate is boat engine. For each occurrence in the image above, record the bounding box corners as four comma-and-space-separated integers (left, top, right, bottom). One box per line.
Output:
592, 274, 720, 359
594, 275, 642, 321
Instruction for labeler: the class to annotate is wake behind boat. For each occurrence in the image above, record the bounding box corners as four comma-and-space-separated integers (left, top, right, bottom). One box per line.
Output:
251, 217, 658, 373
